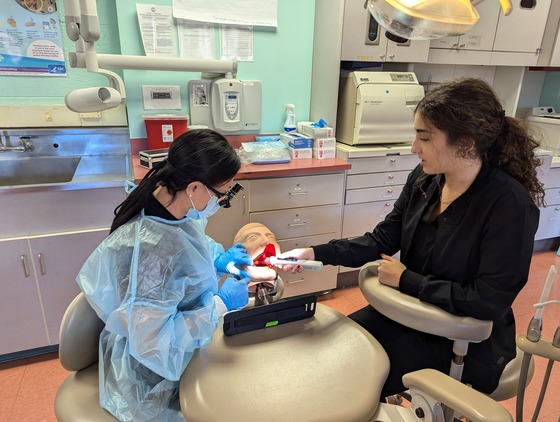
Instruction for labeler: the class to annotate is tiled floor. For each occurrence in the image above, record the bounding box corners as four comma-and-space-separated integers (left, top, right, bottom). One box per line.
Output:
1, 251, 559, 421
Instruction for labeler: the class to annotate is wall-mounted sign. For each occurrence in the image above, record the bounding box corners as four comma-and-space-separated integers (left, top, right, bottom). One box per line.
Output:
0, 0, 66, 76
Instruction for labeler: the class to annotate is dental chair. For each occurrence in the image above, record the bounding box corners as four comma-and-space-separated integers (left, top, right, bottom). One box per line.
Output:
358, 262, 535, 420
54, 293, 117, 421
179, 293, 513, 421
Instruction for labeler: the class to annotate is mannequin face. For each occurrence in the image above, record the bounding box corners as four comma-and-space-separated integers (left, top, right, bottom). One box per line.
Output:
234, 223, 280, 284
234, 223, 281, 259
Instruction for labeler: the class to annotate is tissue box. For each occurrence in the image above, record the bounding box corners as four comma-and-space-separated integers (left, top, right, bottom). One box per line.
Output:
288, 147, 312, 159
280, 132, 313, 149
313, 137, 336, 149
312, 147, 336, 160
299, 122, 334, 139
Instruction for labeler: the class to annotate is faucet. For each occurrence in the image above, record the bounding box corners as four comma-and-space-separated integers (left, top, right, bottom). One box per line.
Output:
0, 136, 34, 153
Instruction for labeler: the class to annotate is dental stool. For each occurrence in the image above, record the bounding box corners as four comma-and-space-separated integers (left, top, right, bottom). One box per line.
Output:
358, 263, 534, 404
54, 293, 117, 421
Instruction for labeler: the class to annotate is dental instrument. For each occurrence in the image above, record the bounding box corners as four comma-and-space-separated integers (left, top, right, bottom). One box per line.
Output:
253, 243, 323, 271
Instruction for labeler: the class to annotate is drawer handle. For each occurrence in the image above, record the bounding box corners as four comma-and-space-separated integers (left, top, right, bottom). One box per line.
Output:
37, 253, 46, 276
385, 203, 392, 207
288, 222, 307, 227
387, 175, 394, 179
389, 158, 396, 163
386, 189, 393, 193
287, 278, 305, 284
21, 255, 30, 278
289, 191, 309, 196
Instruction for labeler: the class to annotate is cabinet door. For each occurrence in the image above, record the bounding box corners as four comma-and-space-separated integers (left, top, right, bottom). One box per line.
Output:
31, 229, 109, 345
385, 39, 430, 63
342, 200, 396, 239
0, 238, 48, 355
430, 1, 500, 52
206, 185, 250, 249
341, 0, 388, 61
493, 0, 551, 53
535, 205, 560, 240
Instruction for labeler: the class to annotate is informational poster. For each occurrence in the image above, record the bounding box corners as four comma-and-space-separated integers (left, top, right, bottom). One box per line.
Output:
172, 0, 277, 28
220, 25, 253, 62
0, 0, 66, 76
178, 19, 215, 59
136, 4, 176, 57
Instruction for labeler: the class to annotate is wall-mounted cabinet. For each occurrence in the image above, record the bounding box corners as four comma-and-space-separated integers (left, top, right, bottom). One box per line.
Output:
340, 0, 429, 63
428, 1, 500, 65
429, 0, 552, 66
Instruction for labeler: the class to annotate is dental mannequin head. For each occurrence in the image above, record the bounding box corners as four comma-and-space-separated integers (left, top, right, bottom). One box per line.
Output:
232, 222, 284, 302
233, 222, 281, 260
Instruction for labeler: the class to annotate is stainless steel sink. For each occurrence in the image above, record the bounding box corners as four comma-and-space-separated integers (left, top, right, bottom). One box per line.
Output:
0, 156, 82, 186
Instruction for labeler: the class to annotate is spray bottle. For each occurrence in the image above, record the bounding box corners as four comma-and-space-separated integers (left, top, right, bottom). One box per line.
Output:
283, 104, 296, 133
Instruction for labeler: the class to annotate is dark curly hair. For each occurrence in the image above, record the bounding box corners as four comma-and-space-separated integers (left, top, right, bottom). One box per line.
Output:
415, 77, 545, 206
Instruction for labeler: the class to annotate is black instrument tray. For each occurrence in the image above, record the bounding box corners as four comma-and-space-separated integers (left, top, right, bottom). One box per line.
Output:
223, 294, 317, 336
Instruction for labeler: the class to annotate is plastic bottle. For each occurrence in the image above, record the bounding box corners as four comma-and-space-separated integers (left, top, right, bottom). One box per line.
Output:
283, 104, 296, 133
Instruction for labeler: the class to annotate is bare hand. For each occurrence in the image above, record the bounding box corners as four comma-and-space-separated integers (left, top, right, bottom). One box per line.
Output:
378, 254, 406, 288
276, 248, 314, 273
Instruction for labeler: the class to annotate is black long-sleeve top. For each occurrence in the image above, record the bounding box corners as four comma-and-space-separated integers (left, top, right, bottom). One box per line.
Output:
314, 163, 540, 388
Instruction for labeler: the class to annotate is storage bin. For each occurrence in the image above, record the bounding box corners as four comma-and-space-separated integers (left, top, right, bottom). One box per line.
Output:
143, 114, 188, 149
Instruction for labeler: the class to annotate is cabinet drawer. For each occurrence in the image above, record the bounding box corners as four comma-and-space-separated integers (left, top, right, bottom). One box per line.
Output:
250, 205, 342, 240
544, 187, 560, 206
277, 234, 339, 298
546, 167, 560, 189
347, 170, 410, 189
342, 201, 396, 238
535, 205, 560, 240
347, 154, 417, 175
346, 185, 403, 205
249, 173, 344, 212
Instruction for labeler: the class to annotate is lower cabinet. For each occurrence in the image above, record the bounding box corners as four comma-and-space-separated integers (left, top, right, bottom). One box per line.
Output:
536, 165, 560, 240
0, 228, 108, 356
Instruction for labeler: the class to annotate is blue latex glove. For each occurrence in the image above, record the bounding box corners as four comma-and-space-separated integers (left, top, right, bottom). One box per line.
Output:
214, 243, 252, 276
216, 276, 251, 310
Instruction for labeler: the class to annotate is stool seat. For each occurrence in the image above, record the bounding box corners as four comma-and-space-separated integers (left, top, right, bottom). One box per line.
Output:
180, 303, 389, 422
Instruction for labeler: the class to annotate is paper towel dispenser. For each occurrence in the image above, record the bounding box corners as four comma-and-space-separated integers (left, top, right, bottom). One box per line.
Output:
336, 71, 424, 145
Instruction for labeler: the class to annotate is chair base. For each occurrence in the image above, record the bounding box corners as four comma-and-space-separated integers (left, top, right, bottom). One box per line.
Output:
54, 363, 117, 422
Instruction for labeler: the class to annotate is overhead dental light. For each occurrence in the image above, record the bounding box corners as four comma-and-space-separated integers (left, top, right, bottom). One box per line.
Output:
62, 0, 237, 113
367, 0, 513, 42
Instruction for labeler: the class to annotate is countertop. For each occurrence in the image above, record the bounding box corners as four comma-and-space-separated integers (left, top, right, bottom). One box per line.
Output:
133, 155, 351, 181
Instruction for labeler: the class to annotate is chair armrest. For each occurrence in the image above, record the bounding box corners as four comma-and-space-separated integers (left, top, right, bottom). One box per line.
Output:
403, 369, 513, 422
358, 262, 492, 342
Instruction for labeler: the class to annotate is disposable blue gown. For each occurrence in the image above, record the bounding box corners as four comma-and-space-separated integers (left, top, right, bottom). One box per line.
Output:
76, 212, 225, 421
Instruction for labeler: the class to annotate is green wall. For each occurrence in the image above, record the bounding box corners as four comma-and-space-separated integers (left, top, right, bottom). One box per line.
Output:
114, 0, 315, 138
0, 0, 316, 139
0, 0, 121, 105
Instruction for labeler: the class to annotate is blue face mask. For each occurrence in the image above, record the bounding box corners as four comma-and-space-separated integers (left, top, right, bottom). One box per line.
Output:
187, 187, 221, 220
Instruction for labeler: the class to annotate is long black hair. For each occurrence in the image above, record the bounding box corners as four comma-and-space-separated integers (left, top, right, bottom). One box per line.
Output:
111, 129, 240, 233
415, 77, 545, 206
